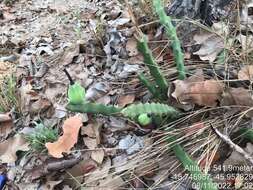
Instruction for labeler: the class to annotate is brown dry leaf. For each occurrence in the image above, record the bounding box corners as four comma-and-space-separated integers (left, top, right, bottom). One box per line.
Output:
61, 44, 80, 66
118, 94, 135, 107
221, 87, 253, 106
85, 158, 111, 184
172, 70, 223, 107
84, 137, 97, 149
0, 113, 13, 138
126, 38, 138, 57
46, 115, 83, 158
193, 23, 227, 62
65, 155, 97, 187
19, 83, 38, 113
30, 97, 52, 114
221, 87, 253, 116
238, 65, 253, 80
0, 134, 29, 163
81, 124, 96, 138
91, 150, 104, 164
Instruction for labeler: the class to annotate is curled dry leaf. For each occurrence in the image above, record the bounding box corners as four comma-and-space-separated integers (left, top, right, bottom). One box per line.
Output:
172, 70, 224, 107
46, 115, 83, 158
0, 134, 29, 163
238, 65, 253, 80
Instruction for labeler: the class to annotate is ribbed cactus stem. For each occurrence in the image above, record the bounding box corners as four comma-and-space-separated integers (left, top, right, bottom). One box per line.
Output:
138, 36, 169, 99
138, 73, 160, 99
153, 0, 186, 80
66, 103, 122, 116
166, 134, 217, 190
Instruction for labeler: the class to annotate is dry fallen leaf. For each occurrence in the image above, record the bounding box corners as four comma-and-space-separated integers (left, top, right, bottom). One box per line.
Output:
91, 150, 104, 164
118, 94, 135, 107
65, 157, 97, 187
46, 115, 83, 158
193, 23, 227, 62
84, 137, 97, 149
238, 65, 253, 80
0, 113, 13, 138
221, 87, 253, 106
85, 158, 111, 184
0, 134, 29, 163
81, 124, 96, 138
221, 87, 253, 116
30, 97, 52, 114
126, 38, 138, 57
61, 44, 80, 66
172, 70, 223, 107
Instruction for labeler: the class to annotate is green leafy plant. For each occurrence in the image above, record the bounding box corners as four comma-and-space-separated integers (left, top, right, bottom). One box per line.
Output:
25, 122, 58, 152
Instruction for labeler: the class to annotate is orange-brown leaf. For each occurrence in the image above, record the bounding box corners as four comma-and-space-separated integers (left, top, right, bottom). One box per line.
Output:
172, 70, 223, 107
46, 115, 82, 158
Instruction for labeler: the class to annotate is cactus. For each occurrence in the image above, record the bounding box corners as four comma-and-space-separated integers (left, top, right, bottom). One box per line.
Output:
121, 102, 179, 119
138, 73, 158, 98
66, 103, 122, 116
167, 134, 217, 190
137, 36, 169, 99
153, 0, 186, 80
67, 82, 85, 105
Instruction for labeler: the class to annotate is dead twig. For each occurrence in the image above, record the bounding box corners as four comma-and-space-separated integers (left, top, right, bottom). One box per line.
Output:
211, 125, 253, 165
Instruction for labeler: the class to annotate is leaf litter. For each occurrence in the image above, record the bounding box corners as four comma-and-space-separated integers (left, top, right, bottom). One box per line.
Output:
2, 0, 253, 189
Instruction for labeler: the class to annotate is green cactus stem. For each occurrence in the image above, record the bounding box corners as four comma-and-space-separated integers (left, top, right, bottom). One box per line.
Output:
138, 73, 160, 99
238, 128, 253, 143
137, 36, 169, 99
153, 0, 186, 80
66, 103, 122, 116
168, 135, 217, 190
121, 102, 179, 119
